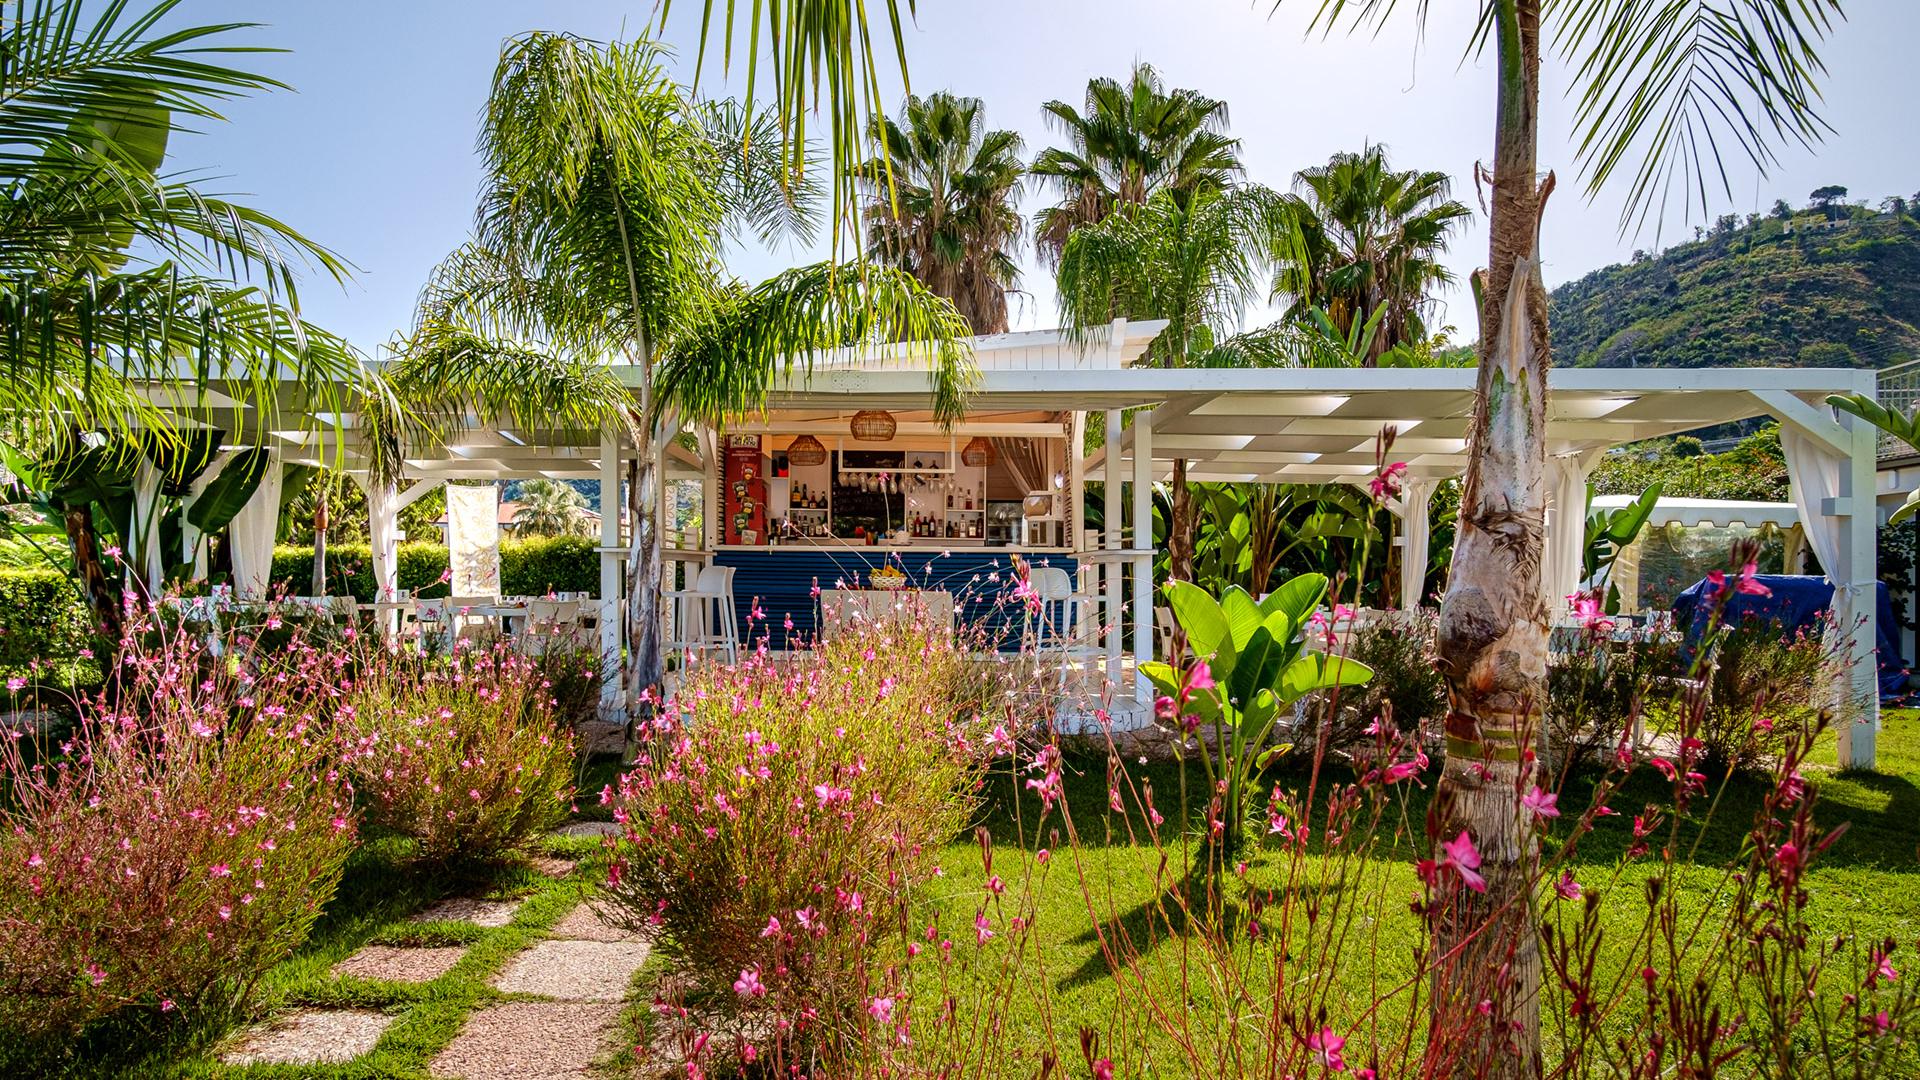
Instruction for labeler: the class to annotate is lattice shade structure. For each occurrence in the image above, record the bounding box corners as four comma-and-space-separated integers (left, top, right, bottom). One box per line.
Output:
850, 410, 896, 441
961, 436, 996, 467
786, 434, 828, 465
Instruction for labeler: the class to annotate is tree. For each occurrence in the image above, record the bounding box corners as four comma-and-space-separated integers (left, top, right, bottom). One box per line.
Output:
387, 32, 971, 734
1269, 146, 1471, 364
1277, 1, 1842, 1075
513, 478, 590, 537
1810, 183, 1849, 210
1030, 63, 1242, 265
1056, 185, 1282, 581
0, 0, 368, 634
856, 92, 1024, 334
1771, 198, 1794, 220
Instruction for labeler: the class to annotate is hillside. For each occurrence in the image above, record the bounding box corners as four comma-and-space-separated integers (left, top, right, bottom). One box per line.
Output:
1548, 193, 1920, 369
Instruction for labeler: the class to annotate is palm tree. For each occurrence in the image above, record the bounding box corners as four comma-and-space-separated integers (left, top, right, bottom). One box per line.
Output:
1056, 185, 1283, 581
513, 479, 589, 537
1270, 146, 1471, 365
856, 92, 1024, 334
386, 32, 971, 731
1272, 2, 1843, 1074
1030, 63, 1242, 265
1, 1, 370, 633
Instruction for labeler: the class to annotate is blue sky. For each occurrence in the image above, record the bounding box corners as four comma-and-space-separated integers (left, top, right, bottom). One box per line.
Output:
164, 1, 1920, 355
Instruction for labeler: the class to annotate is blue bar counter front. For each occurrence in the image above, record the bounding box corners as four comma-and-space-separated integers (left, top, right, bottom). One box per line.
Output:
712, 546, 1078, 650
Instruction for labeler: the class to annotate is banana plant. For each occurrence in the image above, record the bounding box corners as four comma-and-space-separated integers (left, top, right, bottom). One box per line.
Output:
1141, 574, 1372, 859
1583, 481, 1661, 614
1830, 394, 1920, 522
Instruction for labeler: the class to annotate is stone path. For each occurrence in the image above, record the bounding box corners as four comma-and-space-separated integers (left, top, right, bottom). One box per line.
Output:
430, 1001, 623, 1080
412, 896, 523, 927
333, 944, 468, 983
492, 938, 651, 1001
222, 1008, 394, 1066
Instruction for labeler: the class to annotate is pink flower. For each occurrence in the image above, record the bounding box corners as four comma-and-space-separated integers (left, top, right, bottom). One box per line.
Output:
209, 863, 231, 878
1383, 751, 1428, 784
760, 916, 782, 938
1554, 871, 1582, 901
867, 996, 894, 1023
1368, 461, 1408, 502
5, 677, 23, 693
1307, 1026, 1347, 1071
1521, 786, 1560, 820
1092, 1059, 1114, 1080
1872, 1010, 1893, 1036
733, 966, 766, 998
1870, 948, 1900, 988
1437, 831, 1486, 893
1187, 661, 1215, 693
974, 912, 994, 945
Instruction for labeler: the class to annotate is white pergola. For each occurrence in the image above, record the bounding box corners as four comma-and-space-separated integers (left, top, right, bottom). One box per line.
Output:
191, 331, 1885, 767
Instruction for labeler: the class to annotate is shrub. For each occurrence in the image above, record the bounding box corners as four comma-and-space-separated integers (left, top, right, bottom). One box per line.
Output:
344, 642, 576, 866
1346, 608, 1445, 737
270, 537, 598, 602
1544, 619, 1682, 776
605, 624, 982, 1068
0, 619, 356, 1055
1698, 618, 1840, 773
0, 569, 93, 672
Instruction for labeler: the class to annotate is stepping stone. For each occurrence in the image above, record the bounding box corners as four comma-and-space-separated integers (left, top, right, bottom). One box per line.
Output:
529, 855, 577, 878
222, 1008, 393, 1066
332, 944, 467, 983
491, 938, 651, 1001
553, 821, 621, 838
575, 721, 625, 755
549, 901, 641, 943
430, 1001, 620, 1080
412, 897, 523, 928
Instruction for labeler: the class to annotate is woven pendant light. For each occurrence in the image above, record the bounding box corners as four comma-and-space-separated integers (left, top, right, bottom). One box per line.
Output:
786, 434, 828, 466
850, 409, 897, 441
960, 436, 996, 467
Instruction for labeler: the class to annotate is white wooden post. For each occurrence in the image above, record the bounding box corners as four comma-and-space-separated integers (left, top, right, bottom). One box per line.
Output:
1131, 410, 1154, 701
599, 430, 623, 713
1104, 411, 1123, 685
1838, 373, 1880, 769
1068, 411, 1086, 554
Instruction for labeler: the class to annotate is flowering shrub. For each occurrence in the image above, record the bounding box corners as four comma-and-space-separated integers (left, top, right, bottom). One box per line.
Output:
0, 617, 355, 1053
1699, 617, 1841, 772
345, 642, 576, 866
1543, 595, 1681, 776
605, 623, 982, 1069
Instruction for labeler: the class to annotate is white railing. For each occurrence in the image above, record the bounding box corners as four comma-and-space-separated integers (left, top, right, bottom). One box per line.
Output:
1879, 360, 1920, 460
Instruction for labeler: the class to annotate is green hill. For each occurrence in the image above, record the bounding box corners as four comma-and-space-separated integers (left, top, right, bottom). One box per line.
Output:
1548, 192, 1920, 369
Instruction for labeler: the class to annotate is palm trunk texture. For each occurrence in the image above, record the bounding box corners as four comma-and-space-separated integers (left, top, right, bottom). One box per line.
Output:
1429, 0, 1549, 1076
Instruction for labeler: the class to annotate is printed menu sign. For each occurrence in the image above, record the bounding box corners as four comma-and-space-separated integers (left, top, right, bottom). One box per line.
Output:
723, 435, 765, 545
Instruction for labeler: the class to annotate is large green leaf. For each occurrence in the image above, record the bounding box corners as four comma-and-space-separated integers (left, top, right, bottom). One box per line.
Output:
1278, 653, 1374, 705
1220, 586, 1264, 651
186, 450, 271, 534
1229, 624, 1279, 712
1260, 573, 1328, 623
41, 441, 139, 510
147, 430, 226, 497
1166, 579, 1232, 672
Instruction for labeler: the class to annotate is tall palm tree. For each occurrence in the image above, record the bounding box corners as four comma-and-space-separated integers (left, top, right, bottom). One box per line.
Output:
386, 32, 971, 730
1272, 2, 1843, 1075
513, 479, 589, 537
1056, 184, 1283, 581
856, 92, 1024, 334
1270, 146, 1471, 365
1030, 63, 1243, 265
0, 0, 370, 633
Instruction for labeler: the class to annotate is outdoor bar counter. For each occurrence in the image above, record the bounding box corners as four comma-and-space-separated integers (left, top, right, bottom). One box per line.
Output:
712, 543, 1077, 650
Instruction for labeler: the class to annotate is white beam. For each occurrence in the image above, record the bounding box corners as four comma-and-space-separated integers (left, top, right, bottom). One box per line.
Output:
1132, 411, 1153, 701
1104, 410, 1123, 684
1753, 389, 1851, 457
1837, 405, 1880, 769
393, 477, 444, 512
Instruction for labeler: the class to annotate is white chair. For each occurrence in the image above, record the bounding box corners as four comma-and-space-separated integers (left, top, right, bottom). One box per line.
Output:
521, 599, 582, 654
411, 597, 453, 651
664, 564, 738, 665
325, 595, 359, 625
1028, 566, 1102, 690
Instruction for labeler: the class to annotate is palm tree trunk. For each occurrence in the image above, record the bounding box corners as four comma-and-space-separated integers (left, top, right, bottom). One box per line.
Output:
625, 418, 664, 742
1429, 1, 1548, 1077
1168, 458, 1195, 582
63, 507, 121, 644
310, 490, 328, 596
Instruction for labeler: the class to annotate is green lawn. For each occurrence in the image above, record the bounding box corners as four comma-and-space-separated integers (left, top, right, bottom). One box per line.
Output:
53, 713, 1920, 1077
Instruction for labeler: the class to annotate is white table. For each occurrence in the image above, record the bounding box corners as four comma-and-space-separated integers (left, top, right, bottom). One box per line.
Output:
819, 588, 954, 639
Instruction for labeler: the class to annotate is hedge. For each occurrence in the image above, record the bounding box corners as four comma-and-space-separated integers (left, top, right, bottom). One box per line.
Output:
269, 535, 600, 601
0, 570, 93, 670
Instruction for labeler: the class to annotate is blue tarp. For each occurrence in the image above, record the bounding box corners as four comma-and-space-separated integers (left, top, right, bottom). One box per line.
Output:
1670, 574, 1907, 697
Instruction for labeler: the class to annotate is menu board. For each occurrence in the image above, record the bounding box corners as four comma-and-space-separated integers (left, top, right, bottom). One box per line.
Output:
723, 435, 765, 545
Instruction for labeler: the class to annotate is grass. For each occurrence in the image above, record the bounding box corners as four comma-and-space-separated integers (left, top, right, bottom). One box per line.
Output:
31, 711, 1920, 1077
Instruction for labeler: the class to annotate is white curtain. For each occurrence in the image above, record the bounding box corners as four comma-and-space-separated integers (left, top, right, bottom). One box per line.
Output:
446, 483, 501, 597
229, 451, 284, 600
132, 458, 165, 594
180, 453, 227, 582
365, 479, 400, 600
1396, 479, 1435, 610
1541, 452, 1597, 618
1780, 425, 1845, 581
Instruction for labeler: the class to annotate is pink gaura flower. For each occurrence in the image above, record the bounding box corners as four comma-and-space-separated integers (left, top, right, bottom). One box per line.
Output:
209, 863, 231, 878
733, 966, 766, 998
1307, 1025, 1347, 1071
5, 676, 23, 693
1870, 948, 1900, 988
1554, 871, 1582, 901
974, 911, 994, 945
1521, 786, 1560, 820
1186, 661, 1215, 693
1438, 830, 1486, 893
867, 996, 894, 1022
1091, 1059, 1114, 1080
